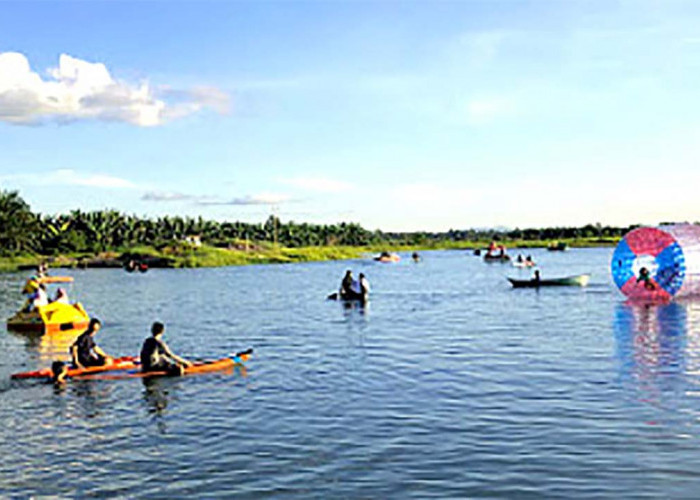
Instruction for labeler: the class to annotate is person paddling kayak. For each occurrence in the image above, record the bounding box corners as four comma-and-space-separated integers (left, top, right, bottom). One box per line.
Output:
140, 322, 193, 376
71, 318, 113, 369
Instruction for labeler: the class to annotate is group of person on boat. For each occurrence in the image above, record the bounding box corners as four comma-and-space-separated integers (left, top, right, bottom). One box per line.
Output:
339, 270, 370, 300
124, 259, 148, 273
515, 254, 535, 266
21, 264, 71, 312
51, 318, 192, 384
486, 241, 507, 258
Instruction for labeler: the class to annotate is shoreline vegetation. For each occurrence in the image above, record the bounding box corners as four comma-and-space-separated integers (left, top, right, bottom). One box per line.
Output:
0, 237, 621, 272
0, 189, 634, 272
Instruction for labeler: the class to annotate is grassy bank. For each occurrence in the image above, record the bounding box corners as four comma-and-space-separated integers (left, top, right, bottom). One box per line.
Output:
0, 237, 620, 272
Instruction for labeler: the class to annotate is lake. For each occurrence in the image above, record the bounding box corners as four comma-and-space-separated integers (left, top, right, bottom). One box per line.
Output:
2, 247, 700, 498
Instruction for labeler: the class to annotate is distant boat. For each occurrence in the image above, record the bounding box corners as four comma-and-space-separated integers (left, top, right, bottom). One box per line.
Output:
375, 252, 400, 263
508, 274, 590, 288
547, 242, 568, 251
484, 253, 510, 263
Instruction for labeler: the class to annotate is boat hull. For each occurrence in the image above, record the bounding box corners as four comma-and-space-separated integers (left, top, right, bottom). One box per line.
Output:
11, 356, 139, 379
6, 302, 90, 335
75, 356, 250, 380
484, 254, 511, 263
508, 274, 590, 288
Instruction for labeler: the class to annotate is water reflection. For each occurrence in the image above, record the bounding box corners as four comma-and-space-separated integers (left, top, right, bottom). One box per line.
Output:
612, 300, 700, 426
341, 299, 369, 315
614, 302, 687, 389
64, 380, 114, 419
142, 378, 171, 434
7, 328, 83, 364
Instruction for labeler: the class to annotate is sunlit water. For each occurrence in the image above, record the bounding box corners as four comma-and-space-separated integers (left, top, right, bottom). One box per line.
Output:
3, 248, 700, 498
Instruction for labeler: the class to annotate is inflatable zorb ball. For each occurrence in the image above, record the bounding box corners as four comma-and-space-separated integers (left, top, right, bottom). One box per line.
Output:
611, 225, 700, 301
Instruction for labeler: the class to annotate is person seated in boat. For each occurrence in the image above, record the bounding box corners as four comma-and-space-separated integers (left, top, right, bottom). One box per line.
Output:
412, 252, 420, 262
52, 287, 70, 304
532, 270, 541, 283
486, 240, 497, 257
50, 361, 68, 385
71, 318, 113, 369
340, 270, 355, 299
140, 322, 193, 376
526, 255, 534, 265
516, 254, 524, 263
636, 267, 656, 290
498, 245, 506, 257
359, 273, 370, 295
21, 280, 49, 312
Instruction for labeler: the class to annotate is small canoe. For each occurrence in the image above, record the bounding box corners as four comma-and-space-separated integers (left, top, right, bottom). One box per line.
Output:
512, 261, 536, 268
375, 254, 400, 263
508, 274, 590, 288
484, 254, 511, 262
327, 291, 368, 302
74, 353, 252, 380
38, 276, 74, 284
11, 356, 139, 380
547, 242, 568, 251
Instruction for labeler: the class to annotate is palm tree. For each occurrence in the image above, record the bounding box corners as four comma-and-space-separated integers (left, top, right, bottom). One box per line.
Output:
0, 190, 39, 255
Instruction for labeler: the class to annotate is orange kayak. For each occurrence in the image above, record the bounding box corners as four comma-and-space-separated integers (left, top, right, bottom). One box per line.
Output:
11, 356, 139, 380
75, 356, 249, 380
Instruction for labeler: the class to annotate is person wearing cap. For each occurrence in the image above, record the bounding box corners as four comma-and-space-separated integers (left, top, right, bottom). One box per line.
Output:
140, 322, 192, 376
70, 318, 113, 369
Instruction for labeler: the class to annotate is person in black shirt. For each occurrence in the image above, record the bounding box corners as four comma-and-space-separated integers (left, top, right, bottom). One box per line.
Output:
70, 318, 112, 369
140, 322, 192, 376
340, 270, 354, 299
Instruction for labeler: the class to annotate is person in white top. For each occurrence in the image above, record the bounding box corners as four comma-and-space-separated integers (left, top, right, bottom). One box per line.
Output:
359, 273, 370, 295
53, 287, 70, 304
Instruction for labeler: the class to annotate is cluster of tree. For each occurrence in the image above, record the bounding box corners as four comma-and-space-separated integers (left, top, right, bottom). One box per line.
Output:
0, 189, 643, 257
0, 190, 380, 256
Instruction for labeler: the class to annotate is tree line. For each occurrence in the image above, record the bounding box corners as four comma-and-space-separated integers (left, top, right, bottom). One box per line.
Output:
0, 189, 640, 257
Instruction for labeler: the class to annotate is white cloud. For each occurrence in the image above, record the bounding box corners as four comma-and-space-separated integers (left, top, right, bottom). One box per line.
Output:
142, 191, 194, 202
0, 52, 229, 126
1, 169, 137, 188
279, 176, 354, 193
198, 193, 290, 206
141, 190, 219, 203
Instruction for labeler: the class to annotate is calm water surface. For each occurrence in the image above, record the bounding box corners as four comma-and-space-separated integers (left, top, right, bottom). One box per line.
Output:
3, 248, 700, 498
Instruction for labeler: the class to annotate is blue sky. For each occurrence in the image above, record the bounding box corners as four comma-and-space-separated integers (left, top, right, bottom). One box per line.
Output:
1, 1, 699, 231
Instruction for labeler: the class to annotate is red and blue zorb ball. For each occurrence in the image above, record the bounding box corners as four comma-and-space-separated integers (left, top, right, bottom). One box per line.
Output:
611, 225, 700, 302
